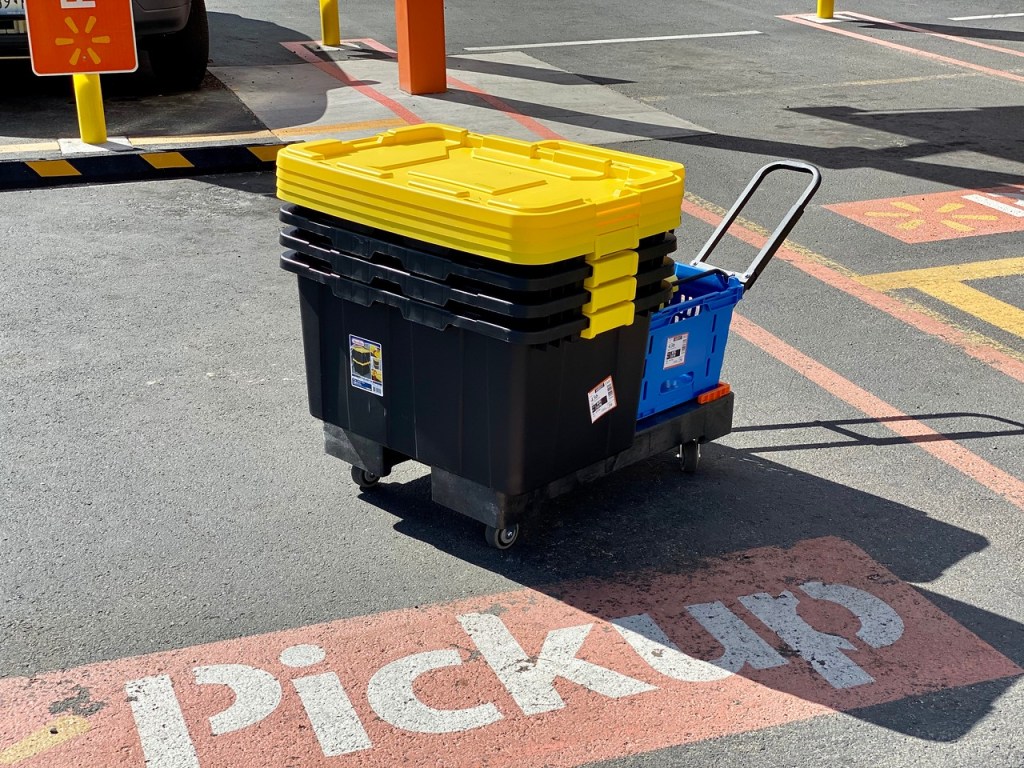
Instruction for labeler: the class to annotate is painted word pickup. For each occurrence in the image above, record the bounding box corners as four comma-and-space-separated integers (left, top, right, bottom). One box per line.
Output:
0, 538, 1018, 768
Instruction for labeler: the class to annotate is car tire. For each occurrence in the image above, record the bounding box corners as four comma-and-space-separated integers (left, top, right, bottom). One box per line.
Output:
145, 0, 209, 93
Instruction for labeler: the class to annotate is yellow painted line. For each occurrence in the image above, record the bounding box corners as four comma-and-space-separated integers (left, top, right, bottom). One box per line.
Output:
0, 141, 62, 155
128, 130, 276, 146
858, 257, 1024, 290
826, 73, 975, 87
941, 220, 974, 233
248, 145, 284, 162
915, 281, 1024, 339
272, 118, 407, 138
26, 160, 81, 178
891, 201, 921, 213
142, 152, 194, 170
0, 716, 91, 765
883, 293, 1024, 364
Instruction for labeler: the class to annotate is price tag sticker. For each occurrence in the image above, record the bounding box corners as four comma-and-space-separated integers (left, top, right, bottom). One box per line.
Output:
664, 332, 689, 369
588, 376, 617, 423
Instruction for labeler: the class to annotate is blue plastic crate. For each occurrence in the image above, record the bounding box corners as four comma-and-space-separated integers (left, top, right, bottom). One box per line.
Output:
637, 262, 744, 419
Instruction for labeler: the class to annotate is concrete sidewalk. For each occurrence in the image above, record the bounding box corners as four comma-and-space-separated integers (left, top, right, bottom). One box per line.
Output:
0, 41, 709, 188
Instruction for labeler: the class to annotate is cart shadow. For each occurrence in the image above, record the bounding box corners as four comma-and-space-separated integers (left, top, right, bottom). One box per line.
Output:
358, 442, 1022, 742
731, 411, 1024, 453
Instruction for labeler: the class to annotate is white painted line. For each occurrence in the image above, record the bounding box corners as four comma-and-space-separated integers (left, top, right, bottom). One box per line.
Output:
964, 193, 1024, 218
949, 12, 1024, 21
126, 676, 201, 768
465, 30, 762, 52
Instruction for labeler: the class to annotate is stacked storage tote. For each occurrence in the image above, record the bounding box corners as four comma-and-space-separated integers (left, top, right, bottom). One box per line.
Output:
277, 124, 683, 497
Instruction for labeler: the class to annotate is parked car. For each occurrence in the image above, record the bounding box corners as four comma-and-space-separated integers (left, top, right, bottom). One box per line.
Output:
0, 0, 209, 92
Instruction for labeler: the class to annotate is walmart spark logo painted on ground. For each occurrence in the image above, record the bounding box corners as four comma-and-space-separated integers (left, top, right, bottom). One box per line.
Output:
827, 185, 1024, 243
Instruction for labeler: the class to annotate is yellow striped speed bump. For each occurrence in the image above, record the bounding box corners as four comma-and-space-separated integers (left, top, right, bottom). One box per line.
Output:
0, 143, 287, 190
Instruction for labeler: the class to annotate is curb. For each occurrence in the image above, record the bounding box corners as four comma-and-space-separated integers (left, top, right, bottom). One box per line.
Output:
0, 143, 286, 190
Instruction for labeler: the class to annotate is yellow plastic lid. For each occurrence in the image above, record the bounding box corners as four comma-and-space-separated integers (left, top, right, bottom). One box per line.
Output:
277, 124, 684, 265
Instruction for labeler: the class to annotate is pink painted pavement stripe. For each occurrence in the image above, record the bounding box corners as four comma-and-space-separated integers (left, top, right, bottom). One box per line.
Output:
731, 314, 1024, 512
843, 12, 1024, 60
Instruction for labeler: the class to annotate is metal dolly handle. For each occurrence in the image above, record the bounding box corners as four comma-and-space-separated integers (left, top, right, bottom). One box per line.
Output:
689, 160, 822, 292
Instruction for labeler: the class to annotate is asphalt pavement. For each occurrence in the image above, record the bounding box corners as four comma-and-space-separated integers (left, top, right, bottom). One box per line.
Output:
1, 1, 1022, 767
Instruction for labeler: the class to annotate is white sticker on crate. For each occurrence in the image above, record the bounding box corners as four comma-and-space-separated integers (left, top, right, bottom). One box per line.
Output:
588, 376, 617, 423
350, 335, 384, 397
664, 332, 689, 369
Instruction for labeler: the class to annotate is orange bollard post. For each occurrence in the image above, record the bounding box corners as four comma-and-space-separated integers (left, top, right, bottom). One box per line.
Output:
395, 0, 447, 95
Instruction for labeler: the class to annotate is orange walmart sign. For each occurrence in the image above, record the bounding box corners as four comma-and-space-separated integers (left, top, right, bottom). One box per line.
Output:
25, 0, 137, 76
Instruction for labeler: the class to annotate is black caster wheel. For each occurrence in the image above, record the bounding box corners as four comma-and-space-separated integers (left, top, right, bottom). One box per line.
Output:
350, 466, 381, 490
679, 441, 700, 474
484, 523, 520, 550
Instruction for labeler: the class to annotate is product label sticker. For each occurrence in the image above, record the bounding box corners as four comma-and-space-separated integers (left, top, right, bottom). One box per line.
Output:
588, 375, 617, 423
350, 335, 383, 397
664, 332, 689, 369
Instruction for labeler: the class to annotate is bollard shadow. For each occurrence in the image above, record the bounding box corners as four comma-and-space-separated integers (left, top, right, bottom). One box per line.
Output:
670, 104, 1024, 192
851, 20, 1024, 45
354, 440, 1022, 742
426, 87, 709, 140
446, 55, 635, 87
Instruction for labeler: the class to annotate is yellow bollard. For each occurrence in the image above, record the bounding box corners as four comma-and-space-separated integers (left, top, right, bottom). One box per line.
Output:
73, 74, 107, 145
319, 0, 341, 46
817, 0, 834, 19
